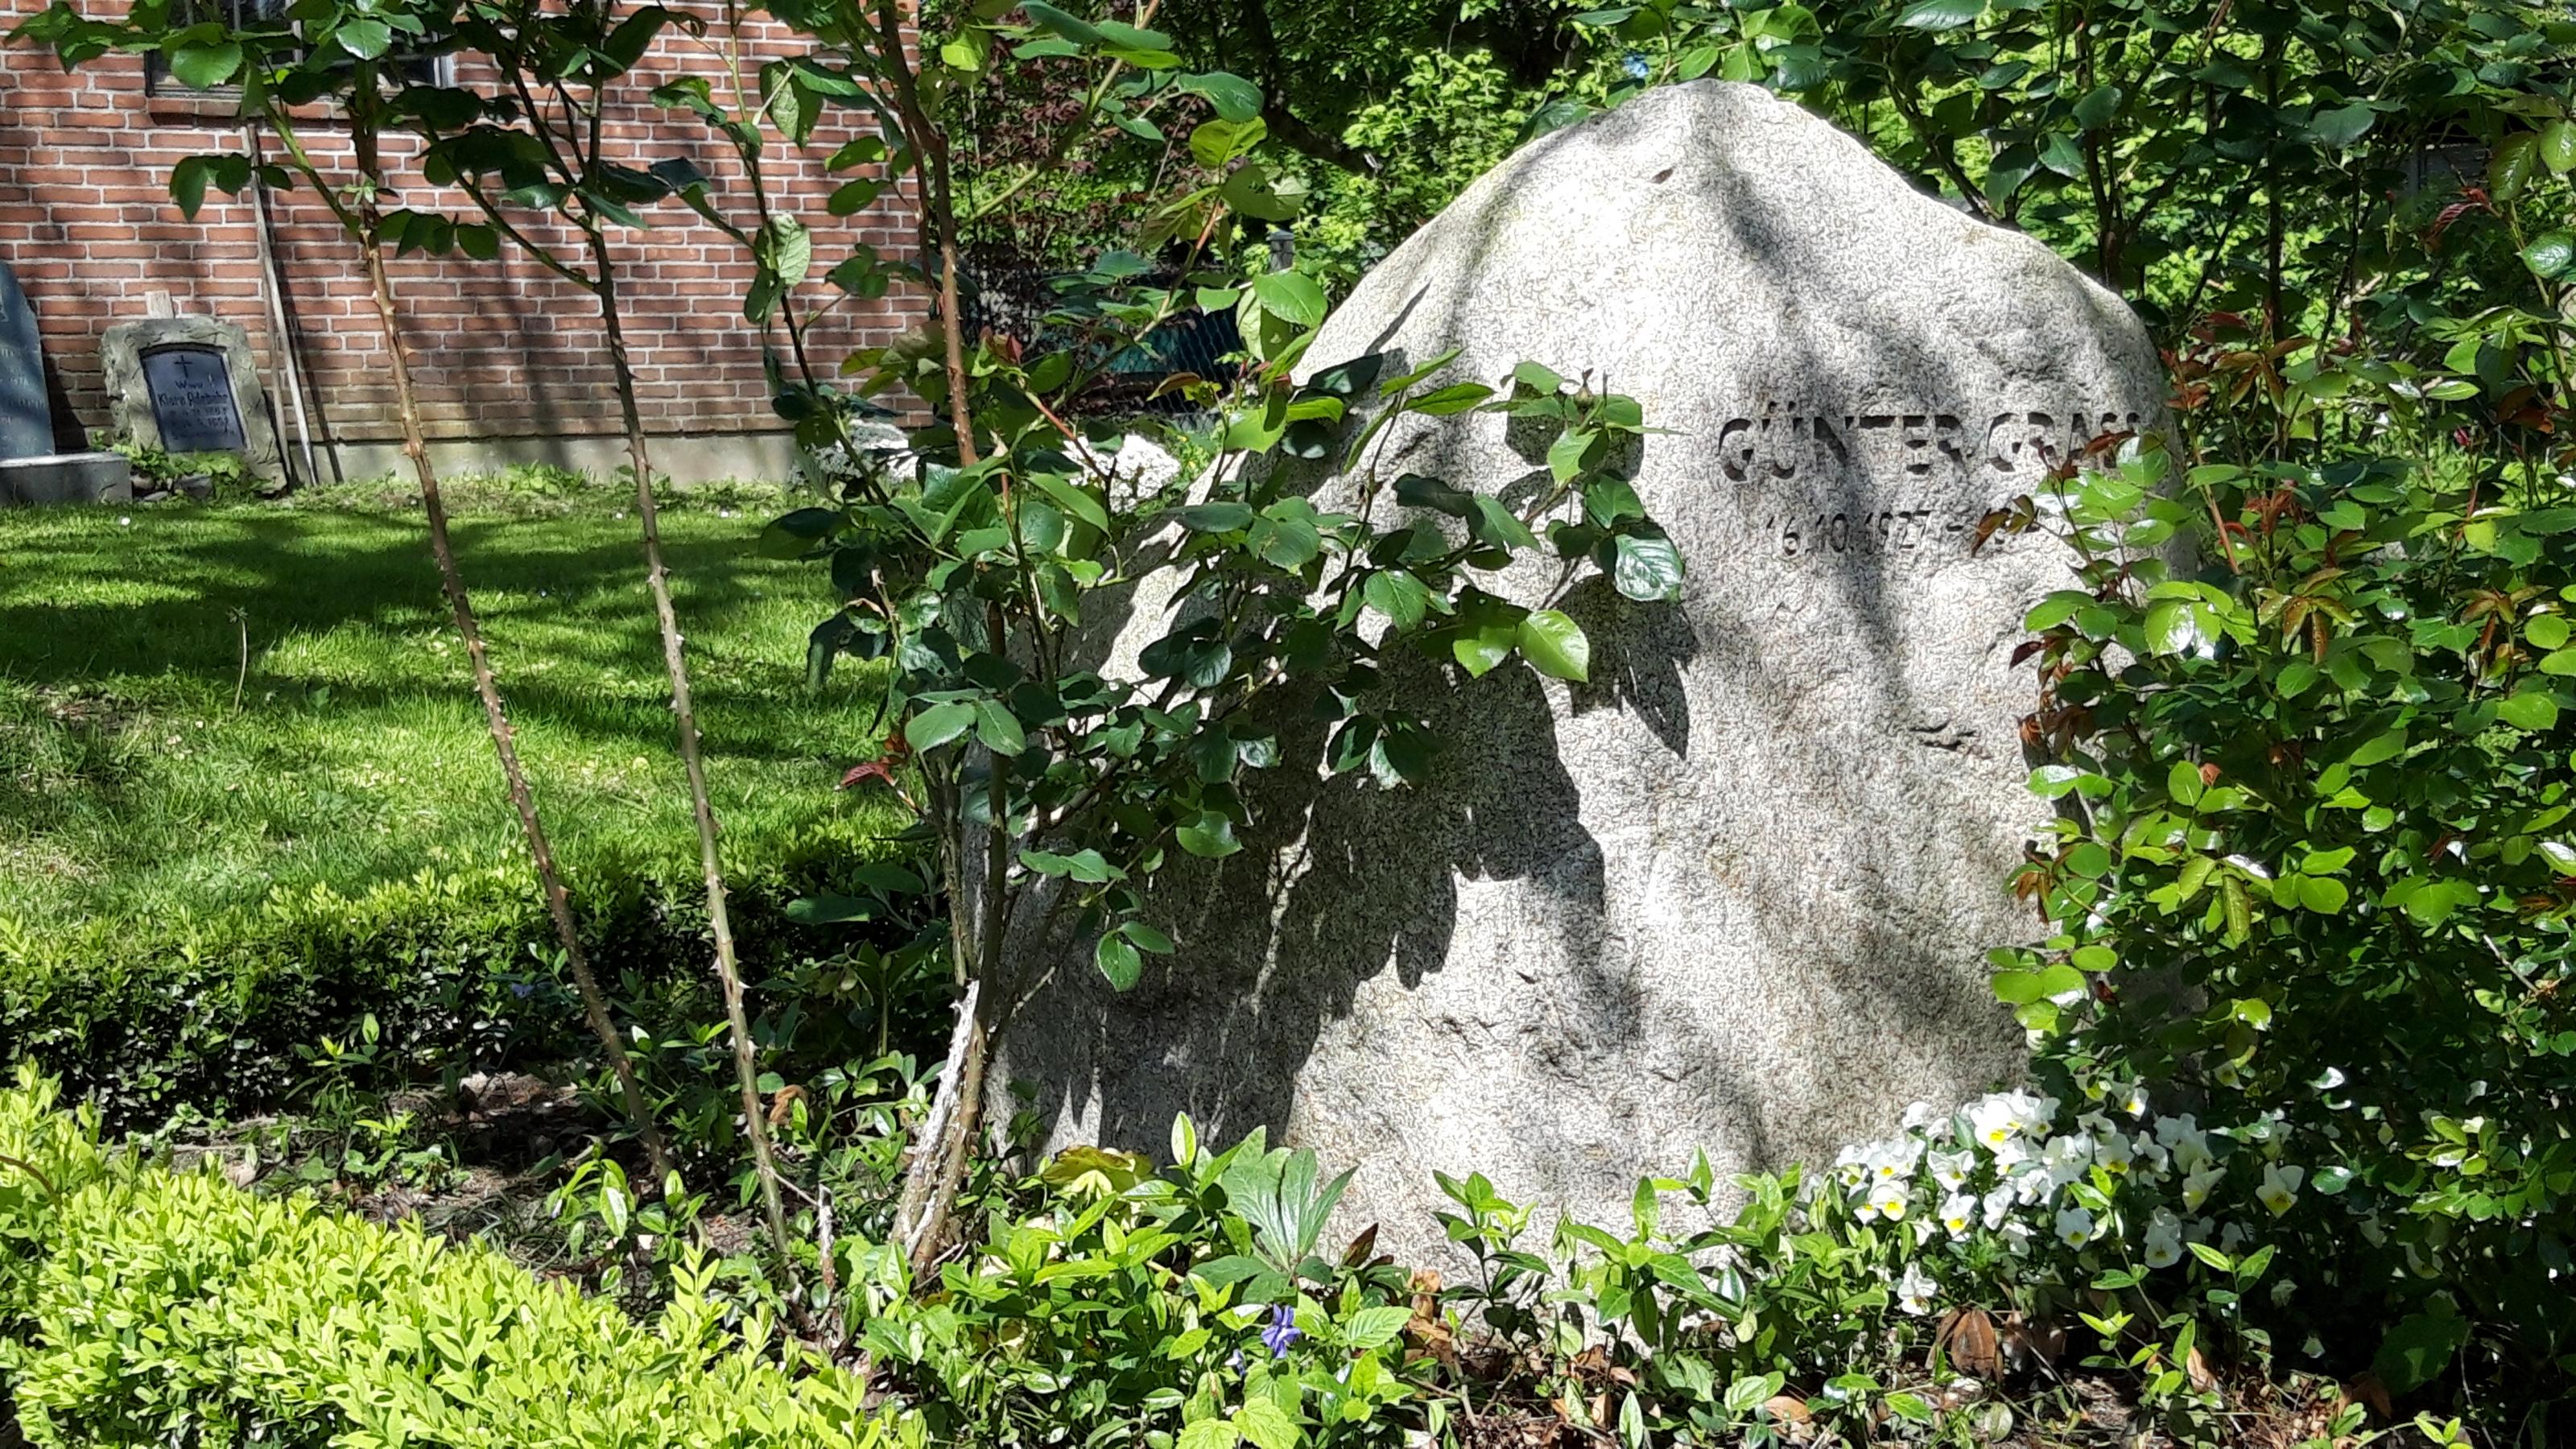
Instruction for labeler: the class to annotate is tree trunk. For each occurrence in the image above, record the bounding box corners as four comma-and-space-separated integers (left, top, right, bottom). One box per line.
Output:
584, 224, 797, 1277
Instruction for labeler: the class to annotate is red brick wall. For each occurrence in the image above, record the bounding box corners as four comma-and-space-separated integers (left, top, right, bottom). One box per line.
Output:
0, 0, 926, 456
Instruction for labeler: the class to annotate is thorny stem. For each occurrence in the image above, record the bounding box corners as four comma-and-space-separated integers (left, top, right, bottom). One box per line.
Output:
290, 95, 671, 1183
585, 220, 798, 1287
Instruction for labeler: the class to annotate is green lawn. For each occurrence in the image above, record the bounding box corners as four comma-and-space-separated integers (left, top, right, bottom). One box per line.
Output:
0, 478, 901, 935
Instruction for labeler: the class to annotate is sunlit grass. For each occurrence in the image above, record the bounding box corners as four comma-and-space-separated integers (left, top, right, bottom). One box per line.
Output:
0, 476, 901, 932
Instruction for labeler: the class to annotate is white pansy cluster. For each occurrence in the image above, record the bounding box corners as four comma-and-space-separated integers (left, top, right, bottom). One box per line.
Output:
1819, 1083, 2309, 1315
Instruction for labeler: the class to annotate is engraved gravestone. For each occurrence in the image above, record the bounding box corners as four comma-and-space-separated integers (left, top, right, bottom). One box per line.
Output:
101, 316, 283, 482
997, 80, 2169, 1258
0, 262, 134, 506
0, 262, 52, 460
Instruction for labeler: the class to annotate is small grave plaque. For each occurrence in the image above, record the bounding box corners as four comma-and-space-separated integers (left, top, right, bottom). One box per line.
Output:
101, 316, 284, 482
140, 345, 249, 455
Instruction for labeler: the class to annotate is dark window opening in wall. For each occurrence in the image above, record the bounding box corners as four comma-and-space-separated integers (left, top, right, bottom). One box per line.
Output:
143, 0, 444, 93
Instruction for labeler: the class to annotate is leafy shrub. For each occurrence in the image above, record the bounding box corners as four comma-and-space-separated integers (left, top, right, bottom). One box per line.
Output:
0, 1068, 900, 1448
1999, 405, 2576, 1415
0, 861, 927, 1129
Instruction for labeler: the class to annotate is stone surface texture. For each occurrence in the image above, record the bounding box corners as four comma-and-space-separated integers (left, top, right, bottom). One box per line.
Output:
101, 316, 284, 481
997, 80, 2167, 1257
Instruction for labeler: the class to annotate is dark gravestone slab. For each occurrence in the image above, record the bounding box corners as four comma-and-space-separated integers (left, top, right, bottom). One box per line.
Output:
140, 345, 248, 454
0, 263, 51, 460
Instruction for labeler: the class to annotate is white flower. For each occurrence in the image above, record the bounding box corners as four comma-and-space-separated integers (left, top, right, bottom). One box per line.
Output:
2257, 1162, 2305, 1216
2055, 1205, 2096, 1249
1927, 1149, 1973, 1192
1832, 1142, 1870, 1190
1999, 1217, 2035, 1253
2041, 1134, 2092, 1188
1900, 1100, 1941, 1131
1965, 1094, 2032, 1153
1981, 1187, 2015, 1230
1939, 1192, 1978, 1237
2109, 1080, 2150, 1117
2156, 1115, 2214, 1172
2076, 1110, 2116, 1139
2132, 1133, 2170, 1175
2094, 1132, 2135, 1175
1897, 1261, 1939, 1315
2010, 1162, 2054, 1206
2181, 1162, 2224, 1212
2141, 1209, 2183, 1269
1859, 1179, 1909, 1222
1866, 1137, 1924, 1184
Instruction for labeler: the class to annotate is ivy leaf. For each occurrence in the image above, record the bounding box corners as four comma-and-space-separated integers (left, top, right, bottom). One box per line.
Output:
1516, 609, 1591, 683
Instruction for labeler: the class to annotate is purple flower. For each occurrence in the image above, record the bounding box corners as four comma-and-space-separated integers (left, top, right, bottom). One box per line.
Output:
1260, 1305, 1302, 1357
509, 981, 536, 999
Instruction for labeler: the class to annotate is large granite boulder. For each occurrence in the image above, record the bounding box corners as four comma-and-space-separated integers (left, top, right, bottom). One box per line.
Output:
997, 80, 2166, 1256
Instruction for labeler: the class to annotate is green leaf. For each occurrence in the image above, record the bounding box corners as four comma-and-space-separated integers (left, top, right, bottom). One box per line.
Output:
1188, 118, 1265, 168
1336, 1305, 1414, 1351
2491, 132, 2541, 203
1467, 496, 1538, 553
1249, 270, 1327, 328
1517, 609, 1590, 683
1610, 533, 1685, 602
2544, 119, 2576, 175
1176, 502, 1253, 532
1018, 1, 1102, 43
1547, 427, 1596, 485
169, 39, 243, 89
1176, 811, 1241, 858
2373, 1307, 2470, 1396
974, 700, 1027, 754
2498, 689, 2559, 732
2308, 101, 2374, 149
758, 507, 839, 559
2296, 875, 2351, 914
1027, 471, 1110, 535
1234, 1401, 1298, 1449
905, 701, 976, 752
1096, 932, 1142, 990
335, 17, 394, 58
1897, 0, 1984, 27
1177, 70, 1261, 122
1511, 361, 1565, 393
1992, 964, 2083, 1004
1451, 605, 1522, 678
1362, 569, 1433, 630
1124, 922, 1175, 954
2524, 231, 2576, 281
